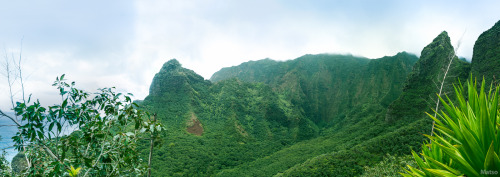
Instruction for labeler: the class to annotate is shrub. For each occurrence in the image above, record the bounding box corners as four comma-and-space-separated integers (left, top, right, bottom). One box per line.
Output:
361, 154, 418, 177
403, 77, 500, 176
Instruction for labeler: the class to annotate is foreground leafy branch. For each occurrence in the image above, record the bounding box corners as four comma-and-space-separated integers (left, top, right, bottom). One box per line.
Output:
0, 150, 12, 176
9, 74, 165, 176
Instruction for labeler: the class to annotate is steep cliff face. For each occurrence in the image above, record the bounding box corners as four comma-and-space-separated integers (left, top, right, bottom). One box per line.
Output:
256, 31, 473, 177
143, 59, 211, 128
385, 31, 470, 122
140, 59, 318, 176
147, 59, 210, 100
211, 53, 418, 125
141, 20, 500, 176
143, 59, 315, 139
472, 20, 500, 85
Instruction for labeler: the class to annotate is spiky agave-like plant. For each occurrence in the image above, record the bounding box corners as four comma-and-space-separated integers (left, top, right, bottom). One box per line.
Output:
403, 77, 500, 176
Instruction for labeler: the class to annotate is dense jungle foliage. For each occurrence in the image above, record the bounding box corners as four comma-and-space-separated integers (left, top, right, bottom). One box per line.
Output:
3, 20, 499, 177
135, 20, 499, 176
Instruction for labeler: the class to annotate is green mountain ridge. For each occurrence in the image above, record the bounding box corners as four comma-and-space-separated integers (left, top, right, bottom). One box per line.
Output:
140, 59, 319, 176
272, 31, 471, 176
211, 52, 418, 126
137, 20, 499, 176
139, 53, 419, 176
471, 20, 500, 85
386, 31, 470, 123
209, 31, 472, 176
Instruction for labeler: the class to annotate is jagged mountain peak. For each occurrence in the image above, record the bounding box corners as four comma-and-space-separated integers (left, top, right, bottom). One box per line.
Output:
159, 58, 182, 73
419, 31, 452, 62
147, 59, 208, 97
385, 31, 470, 122
407, 30, 462, 83
138, 20, 499, 176
436, 31, 449, 40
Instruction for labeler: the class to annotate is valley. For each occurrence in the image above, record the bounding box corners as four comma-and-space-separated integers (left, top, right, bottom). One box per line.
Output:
134, 20, 499, 176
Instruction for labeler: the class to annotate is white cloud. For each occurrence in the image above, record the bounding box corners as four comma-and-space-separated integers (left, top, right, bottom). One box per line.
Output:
1, 0, 500, 111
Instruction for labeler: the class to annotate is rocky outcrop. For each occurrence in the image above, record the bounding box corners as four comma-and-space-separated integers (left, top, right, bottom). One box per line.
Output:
385, 31, 470, 122
148, 59, 210, 97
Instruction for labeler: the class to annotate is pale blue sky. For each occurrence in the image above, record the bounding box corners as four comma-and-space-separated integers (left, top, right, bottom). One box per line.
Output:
0, 0, 499, 111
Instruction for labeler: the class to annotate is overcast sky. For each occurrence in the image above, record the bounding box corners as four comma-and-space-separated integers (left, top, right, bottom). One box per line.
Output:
0, 0, 499, 111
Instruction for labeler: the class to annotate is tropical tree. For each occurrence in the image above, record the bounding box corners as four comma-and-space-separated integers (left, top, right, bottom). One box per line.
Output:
403, 77, 500, 176
1, 74, 164, 176
1, 149, 12, 176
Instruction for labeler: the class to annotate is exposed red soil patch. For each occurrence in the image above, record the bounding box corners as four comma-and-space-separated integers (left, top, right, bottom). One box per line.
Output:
186, 113, 203, 136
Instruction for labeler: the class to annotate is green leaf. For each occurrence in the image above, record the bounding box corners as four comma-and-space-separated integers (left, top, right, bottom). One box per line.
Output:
125, 132, 134, 137
425, 168, 462, 177
49, 122, 55, 132
37, 130, 44, 140
62, 99, 68, 108
484, 141, 500, 171
421, 154, 461, 175
68, 166, 81, 177
57, 122, 62, 132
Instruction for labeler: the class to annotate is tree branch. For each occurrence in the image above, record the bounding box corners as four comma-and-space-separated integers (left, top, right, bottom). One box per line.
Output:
0, 109, 69, 171
148, 113, 157, 177
429, 31, 465, 149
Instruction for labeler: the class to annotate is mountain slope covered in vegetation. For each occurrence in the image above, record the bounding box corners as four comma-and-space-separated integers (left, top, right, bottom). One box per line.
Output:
211, 52, 418, 126
137, 20, 498, 176
471, 20, 500, 86
139, 53, 419, 176
213, 31, 471, 176
139, 60, 318, 176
